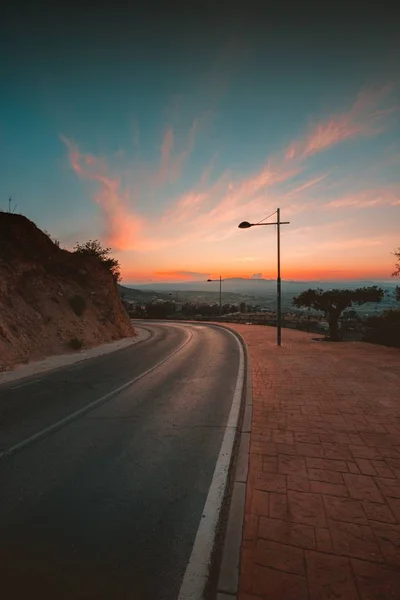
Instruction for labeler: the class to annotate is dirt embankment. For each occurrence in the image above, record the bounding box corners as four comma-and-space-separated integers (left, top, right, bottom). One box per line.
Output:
0, 212, 135, 371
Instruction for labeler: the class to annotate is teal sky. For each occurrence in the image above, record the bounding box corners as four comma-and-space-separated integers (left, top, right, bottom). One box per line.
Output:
1, 4, 399, 282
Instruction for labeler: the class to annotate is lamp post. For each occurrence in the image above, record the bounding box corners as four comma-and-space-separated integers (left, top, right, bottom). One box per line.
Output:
238, 208, 290, 346
207, 276, 224, 315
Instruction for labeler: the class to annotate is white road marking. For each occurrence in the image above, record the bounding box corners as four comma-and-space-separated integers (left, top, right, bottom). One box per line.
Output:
11, 377, 45, 390
177, 326, 245, 600
0, 325, 193, 460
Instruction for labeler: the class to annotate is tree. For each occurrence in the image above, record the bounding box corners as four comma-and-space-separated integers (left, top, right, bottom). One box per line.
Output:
393, 247, 400, 277
292, 286, 384, 341
73, 239, 121, 282
392, 247, 400, 302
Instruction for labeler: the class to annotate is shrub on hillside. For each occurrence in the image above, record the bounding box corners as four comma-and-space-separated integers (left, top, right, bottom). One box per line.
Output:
73, 240, 121, 282
69, 337, 83, 350
364, 310, 400, 348
69, 295, 86, 317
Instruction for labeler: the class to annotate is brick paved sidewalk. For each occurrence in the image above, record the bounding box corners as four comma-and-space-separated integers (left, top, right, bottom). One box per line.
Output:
226, 324, 400, 600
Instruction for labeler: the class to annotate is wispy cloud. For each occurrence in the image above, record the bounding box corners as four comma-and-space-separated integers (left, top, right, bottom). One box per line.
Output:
325, 185, 400, 209
63, 82, 399, 281
285, 85, 397, 160
62, 136, 144, 251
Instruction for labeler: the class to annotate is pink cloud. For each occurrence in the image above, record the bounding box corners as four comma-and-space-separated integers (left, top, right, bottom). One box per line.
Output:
62, 82, 399, 270
62, 137, 144, 251
155, 117, 204, 185
285, 85, 397, 160
325, 185, 400, 209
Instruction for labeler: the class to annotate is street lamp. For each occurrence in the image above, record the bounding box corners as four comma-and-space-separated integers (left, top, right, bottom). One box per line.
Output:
207, 276, 224, 315
238, 208, 290, 346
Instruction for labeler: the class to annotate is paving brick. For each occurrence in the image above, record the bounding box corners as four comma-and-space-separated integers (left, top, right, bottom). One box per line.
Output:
306, 457, 348, 472
269, 492, 288, 519
255, 471, 286, 493
250, 489, 270, 517
323, 442, 353, 460
287, 490, 327, 526
320, 431, 352, 444
377, 446, 400, 459
239, 548, 255, 593
308, 468, 344, 484
349, 445, 381, 459
384, 457, 400, 477
330, 520, 382, 561
243, 514, 258, 541
255, 539, 305, 575
272, 430, 294, 445
306, 551, 359, 600
278, 454, 307, 476
315, 527, 334, 552
362, 501, 397, 523
262, 455, 278, 473
287, 475, 311, 492
386, 497, 400, 522
276, 443, 296, 455
355, 458, 378, 476
376, 477, 400, 499
222, 324, 400, 598
352, 558, 400, 600
371, 460, 396, 478
348, 461, 361, 474
310, 480, 349, 497
253, 564, 308, 599
343, 474, 385, 503
371, 522, 400, 566
349, 434, 365, 445
258, 516, 316, 549
324, 496, 368, 524
296, 442, 325, 457
295, 431, 320, 444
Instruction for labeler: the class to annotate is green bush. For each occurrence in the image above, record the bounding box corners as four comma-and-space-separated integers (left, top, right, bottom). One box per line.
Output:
69, 295, 86, 316
364, 310, 400, 348
69, 337, 83, 350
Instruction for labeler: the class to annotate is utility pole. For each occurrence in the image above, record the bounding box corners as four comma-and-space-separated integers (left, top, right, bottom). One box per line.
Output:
238, 208, 290, 346
277, 208, 282, 345
219, 275, 222, 316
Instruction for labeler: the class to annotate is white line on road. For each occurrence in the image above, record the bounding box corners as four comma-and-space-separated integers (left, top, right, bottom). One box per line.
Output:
11, 377, 45, 390
177, 326, 245, 600
0, 325, 193, 460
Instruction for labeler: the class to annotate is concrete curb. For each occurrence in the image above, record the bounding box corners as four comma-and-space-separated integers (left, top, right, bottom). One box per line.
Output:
0, 326, 152, 386
193, 322, 251, 599
214, 326, 252, 599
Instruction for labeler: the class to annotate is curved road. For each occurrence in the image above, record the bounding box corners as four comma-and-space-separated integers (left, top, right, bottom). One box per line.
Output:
0, 322, 241, 600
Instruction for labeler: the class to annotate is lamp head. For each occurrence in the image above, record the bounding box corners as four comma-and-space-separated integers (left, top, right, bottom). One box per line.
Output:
238, 221, 252, 229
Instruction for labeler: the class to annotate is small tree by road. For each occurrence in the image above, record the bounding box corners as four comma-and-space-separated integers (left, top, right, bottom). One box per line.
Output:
393, 246, 400, 301
73, 240, 121, 282
293, 286, 384, 341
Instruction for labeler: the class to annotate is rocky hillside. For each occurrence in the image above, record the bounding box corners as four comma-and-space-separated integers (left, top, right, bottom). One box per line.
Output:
0, 212, 135, 371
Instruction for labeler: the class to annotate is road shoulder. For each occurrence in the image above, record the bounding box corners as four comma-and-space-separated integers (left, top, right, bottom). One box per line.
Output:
0, 326, 151, 386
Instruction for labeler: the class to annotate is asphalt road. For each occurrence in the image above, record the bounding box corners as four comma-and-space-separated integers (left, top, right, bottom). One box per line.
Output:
0, 322, 241, 600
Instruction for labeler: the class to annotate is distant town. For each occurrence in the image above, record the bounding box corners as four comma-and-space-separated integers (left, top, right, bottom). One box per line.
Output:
119, 278, 399, 340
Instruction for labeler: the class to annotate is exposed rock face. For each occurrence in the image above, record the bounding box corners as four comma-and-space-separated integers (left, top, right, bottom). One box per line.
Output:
0, 212, 134, 371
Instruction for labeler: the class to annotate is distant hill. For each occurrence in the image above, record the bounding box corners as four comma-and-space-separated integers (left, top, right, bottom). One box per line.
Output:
122, 278, 397, 295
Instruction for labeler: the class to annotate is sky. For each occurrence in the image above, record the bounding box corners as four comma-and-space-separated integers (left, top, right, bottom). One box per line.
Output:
1, 4, 399, 284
